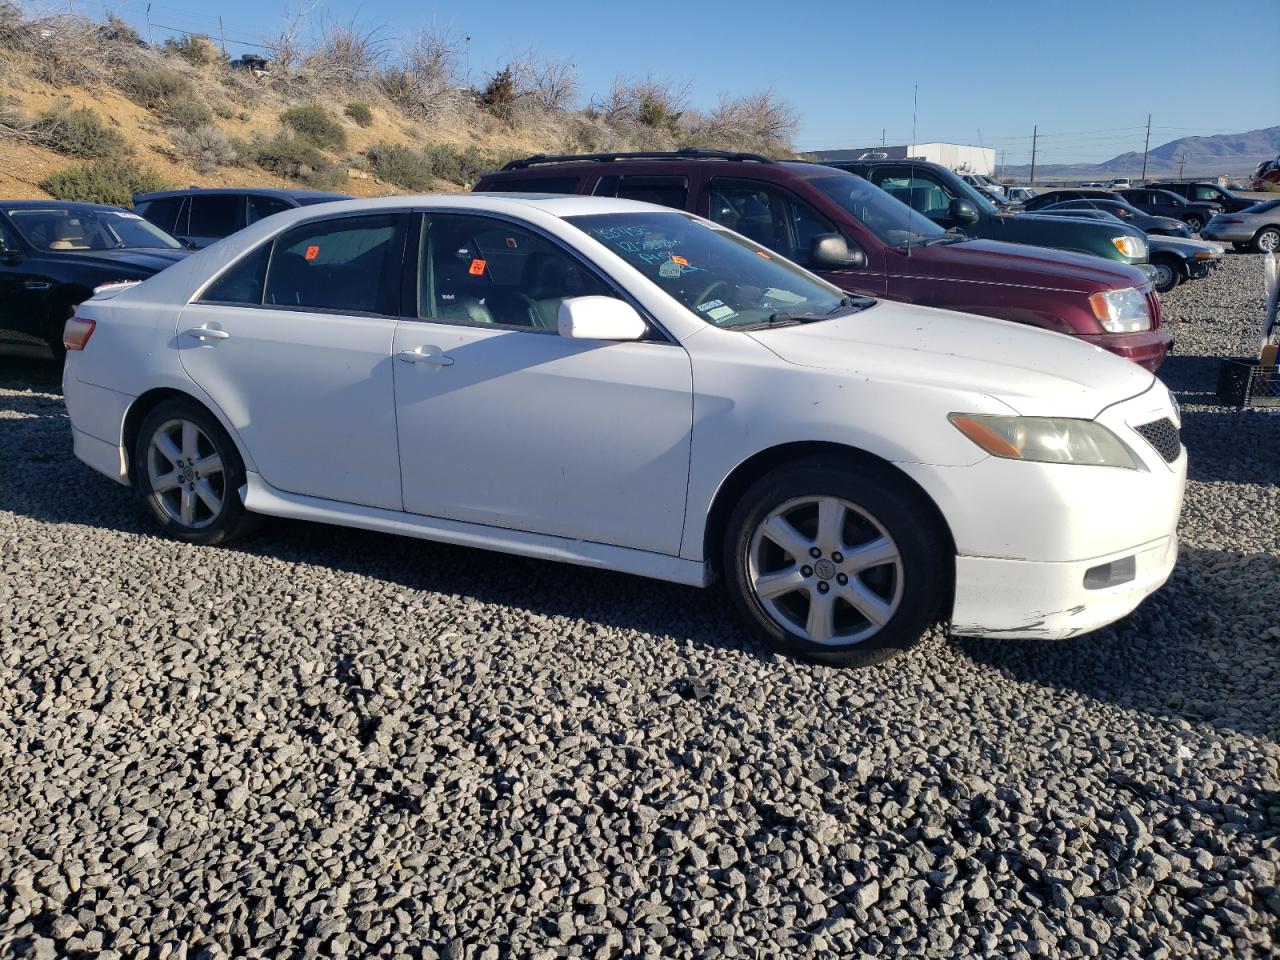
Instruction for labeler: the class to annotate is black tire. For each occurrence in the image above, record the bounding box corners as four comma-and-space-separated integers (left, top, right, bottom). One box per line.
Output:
1183, 216, 1204, 234
1149, 256, 1181, 294
1253, 227, 1280, 254
134, 397, 258, 545
1233, 243, 1252, 253
722, 457, 949, 668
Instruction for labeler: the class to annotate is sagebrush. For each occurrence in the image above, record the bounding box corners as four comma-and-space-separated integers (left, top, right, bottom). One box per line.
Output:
42, 158, 166, 205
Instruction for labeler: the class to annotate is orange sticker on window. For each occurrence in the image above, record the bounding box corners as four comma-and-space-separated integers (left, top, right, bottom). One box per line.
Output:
505, 237, 518, 249
755, 250, 772, 259
304, 245, 320, 261
671, 255, 689, 266
469, 258, 487, 276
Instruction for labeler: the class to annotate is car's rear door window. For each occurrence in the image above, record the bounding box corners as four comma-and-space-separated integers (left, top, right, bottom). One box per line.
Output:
188, 195, 245, 239
480, 176, 580, 194
264, 214, 402, 315
416, 213, 614, 330
603, 176, 689, 210
247, 195, 292, 224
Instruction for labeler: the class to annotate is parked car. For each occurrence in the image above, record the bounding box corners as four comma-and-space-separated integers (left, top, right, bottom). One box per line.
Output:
1117, 188, 1223, 233
1036, 208, 1223, 292
1153, 181, 1257, 213
62, 194, 1186, 666
960, 173, 1006, 198
1039, 198, 1192, 237
1250, 157, 1279, 191
1081, 182, 1106, 188
1200, 198, 1280, 253
132, 187, 351, 249
1108, 178, 1132, 189
1004, 186, 1038, 203
830, 159, 1153, 269
0, 201, 187, 357
477, 152, 1169, 370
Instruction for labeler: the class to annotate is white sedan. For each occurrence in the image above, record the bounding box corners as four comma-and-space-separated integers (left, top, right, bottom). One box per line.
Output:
62, 195, 1186, 666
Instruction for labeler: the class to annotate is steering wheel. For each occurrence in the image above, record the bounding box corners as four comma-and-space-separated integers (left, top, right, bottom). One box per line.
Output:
693, 279, 731, 307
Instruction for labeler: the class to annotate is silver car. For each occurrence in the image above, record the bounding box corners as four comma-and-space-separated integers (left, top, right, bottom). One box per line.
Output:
1201, 198, 1280, 253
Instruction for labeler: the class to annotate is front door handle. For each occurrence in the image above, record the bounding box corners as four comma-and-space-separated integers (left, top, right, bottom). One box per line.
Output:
190, 324, 230, 341
398, 346, 454, 367
24, 280, 52, 291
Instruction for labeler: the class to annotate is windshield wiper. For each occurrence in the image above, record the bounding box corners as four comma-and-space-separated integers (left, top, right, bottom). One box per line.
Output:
735, 297, 876, 330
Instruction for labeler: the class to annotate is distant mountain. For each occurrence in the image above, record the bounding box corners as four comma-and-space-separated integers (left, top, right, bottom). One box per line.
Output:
1003, 126, 1280, 180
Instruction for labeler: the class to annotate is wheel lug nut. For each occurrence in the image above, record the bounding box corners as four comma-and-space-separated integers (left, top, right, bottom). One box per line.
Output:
832, 551, 844, 563
816, 581, 830, 594
837, 573, 848, 585
809, 547, 822, 559
801, 565, 813, 577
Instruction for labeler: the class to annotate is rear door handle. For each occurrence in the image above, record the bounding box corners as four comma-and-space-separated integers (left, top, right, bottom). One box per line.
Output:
398, 346, 454, 367
24, 281, 52, 290
190, 324, 230, 341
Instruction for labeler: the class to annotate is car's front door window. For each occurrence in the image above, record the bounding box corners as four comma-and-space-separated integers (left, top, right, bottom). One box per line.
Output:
247, 195, 292, 225
706, 181, 839, 267
874, 173, 953, 221
188, 196, 244, 240
417, 213, 615, 331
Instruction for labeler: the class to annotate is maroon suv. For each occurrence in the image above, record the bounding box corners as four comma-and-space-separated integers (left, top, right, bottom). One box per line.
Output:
476, 150, 1170, 370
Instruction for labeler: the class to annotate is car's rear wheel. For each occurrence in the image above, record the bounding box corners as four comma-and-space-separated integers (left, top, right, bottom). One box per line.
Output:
1253, 227, 1280, 254
1149, 257, 1181, 294
1184, 216, 1204, 234
723, 458, 949, 667
135, 398, 256, 545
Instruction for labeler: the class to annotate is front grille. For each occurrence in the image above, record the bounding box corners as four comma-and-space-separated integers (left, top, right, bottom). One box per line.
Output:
1135, 418, 1180, 463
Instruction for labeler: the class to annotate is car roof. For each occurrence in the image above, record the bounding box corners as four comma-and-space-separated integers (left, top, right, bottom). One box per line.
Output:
132, 187, 351, 202
237, 192, 696, 219
1, 200, 130, 212
484, 156, 855, 183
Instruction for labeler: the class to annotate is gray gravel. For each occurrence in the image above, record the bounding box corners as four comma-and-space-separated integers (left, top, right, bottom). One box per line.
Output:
1, 254, 1278, 959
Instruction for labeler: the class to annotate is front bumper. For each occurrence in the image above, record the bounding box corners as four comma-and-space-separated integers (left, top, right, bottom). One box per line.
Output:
1076, 326, 1172, 372
951, 534, 1178, 639
1186, 258, 1219, 280
1201, 224, 1252, 243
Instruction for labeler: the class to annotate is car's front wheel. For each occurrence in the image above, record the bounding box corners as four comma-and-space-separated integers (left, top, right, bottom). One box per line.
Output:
1149, 256, 1181, 294
135, 398, 256, 545
1184, 216, 1204, 234
1254, 227, 1280, 254
723, 458, 949, 667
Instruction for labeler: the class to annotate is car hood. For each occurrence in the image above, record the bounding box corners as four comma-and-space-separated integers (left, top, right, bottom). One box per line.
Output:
746, 300, 1156, 419
906, 236, 1150, 293
1150, 235, 1223, 257
49, 247, 189, 274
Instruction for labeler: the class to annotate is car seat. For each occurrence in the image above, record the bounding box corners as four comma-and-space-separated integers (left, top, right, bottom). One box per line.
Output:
48, 219, 90, 250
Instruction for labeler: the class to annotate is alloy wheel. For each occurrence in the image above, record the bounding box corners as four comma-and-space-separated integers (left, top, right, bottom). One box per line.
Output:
1258, 230, 1279, 253
747, 495, 904, 646
146, 418, 226, 529
1185, 217, 1203, 233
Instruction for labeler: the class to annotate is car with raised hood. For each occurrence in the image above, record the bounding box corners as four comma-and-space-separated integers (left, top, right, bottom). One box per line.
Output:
814, 158, 1154, 268
1038, 197, 1192, 238
62, 194, 1186, 667
1035, 207, 1223, 292
1201, 198, 1280, 253
132, 187, 351, 249
475, 151, 1170, 370
0, 201, 187, 358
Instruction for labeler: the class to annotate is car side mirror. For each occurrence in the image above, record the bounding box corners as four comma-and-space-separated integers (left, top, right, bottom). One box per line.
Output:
809, 233, 866, 269
948, 198, 980, 224
0, 249, 22, 265
558, 296, 648, 341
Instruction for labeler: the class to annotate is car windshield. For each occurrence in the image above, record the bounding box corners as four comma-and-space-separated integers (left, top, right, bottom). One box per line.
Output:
7, 207, 182, 251
566, 210, 866, 330
805, 175, 952, 245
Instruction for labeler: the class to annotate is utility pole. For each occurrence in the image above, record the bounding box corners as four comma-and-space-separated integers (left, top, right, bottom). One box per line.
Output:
881, 128, 885, 147
145, 3, 153, 43
1177, 152, 1187, 179
218, 16, 227, 58
1029, 125, 1038, 185
1140, 113, 1152, 185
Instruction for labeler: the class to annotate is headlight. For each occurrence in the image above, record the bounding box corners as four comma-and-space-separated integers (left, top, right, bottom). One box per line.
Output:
949, 414, 1144, 470
1089, 286, 1151, 333
1111, 235, 1147, 259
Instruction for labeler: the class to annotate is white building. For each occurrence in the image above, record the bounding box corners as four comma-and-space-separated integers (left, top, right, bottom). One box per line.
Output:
808, 143, 997, 177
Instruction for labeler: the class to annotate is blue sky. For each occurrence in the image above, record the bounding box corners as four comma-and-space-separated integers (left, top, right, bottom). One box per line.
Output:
83, 0, 1279, 164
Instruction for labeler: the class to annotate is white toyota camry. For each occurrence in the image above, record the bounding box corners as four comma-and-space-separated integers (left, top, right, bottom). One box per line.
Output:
62, 194, 1186, 666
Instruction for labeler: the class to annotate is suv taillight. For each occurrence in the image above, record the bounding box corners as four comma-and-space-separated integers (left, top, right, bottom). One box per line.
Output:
63, 316, 96, 350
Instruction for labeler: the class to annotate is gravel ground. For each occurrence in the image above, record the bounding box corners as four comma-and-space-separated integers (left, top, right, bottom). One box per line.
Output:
1, 254, 1277, 960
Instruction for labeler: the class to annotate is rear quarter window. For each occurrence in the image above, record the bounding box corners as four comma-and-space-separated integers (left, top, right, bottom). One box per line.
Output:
477, 175, 581, 194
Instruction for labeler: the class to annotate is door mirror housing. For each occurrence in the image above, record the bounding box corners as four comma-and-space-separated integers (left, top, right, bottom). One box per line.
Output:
808, 233, 866, 269
948, 197, 980, 224
0, 249, 22, 266
558, 296, 648, 341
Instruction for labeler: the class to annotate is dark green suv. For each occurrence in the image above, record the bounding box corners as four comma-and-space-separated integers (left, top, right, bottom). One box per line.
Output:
832, 159, 1151, 268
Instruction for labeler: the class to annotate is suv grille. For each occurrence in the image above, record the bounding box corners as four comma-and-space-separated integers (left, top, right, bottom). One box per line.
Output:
1135, 418, 1180, 463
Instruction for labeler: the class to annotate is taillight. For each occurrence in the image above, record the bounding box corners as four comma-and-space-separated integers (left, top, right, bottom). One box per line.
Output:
63, 316, 96, 350
1218, 217, 1243, 224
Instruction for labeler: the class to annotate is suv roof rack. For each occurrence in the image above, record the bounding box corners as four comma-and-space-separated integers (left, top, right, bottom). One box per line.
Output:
501, 148, 776, 171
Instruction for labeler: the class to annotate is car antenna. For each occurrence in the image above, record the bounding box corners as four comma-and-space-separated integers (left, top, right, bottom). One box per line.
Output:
904, 83, 920, 258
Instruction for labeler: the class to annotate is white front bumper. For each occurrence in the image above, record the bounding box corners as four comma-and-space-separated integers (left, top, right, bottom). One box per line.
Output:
950, 533, 1178, 639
